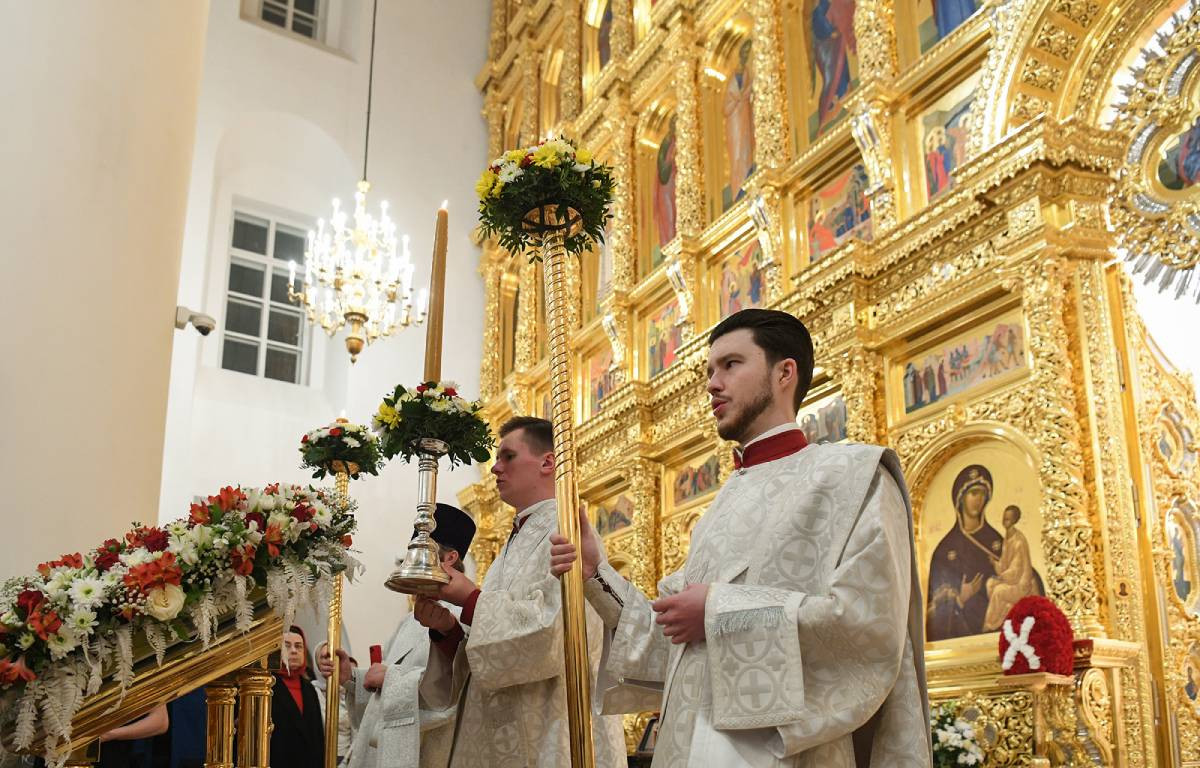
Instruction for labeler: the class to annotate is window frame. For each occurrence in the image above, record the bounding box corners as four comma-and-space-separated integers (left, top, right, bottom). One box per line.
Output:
259, 0, 321, 42
220, 209, 312, 386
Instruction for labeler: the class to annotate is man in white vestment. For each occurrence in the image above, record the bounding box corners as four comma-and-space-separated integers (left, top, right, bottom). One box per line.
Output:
318, 503, 476, 768
413, 416, 627, 768
983, 505, 1037, 631
551, 309, 932, 767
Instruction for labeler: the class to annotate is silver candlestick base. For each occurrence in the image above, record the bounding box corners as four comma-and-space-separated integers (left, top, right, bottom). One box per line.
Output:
385, 437, 451, 595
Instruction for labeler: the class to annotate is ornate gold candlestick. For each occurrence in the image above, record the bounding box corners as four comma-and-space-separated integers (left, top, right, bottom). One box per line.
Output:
523, 203, 594, 768
322, 462, 354, 768
385, 438, 452, 594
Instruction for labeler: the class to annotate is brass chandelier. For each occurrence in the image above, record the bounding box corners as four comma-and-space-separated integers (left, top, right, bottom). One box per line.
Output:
288, 0, 425, 361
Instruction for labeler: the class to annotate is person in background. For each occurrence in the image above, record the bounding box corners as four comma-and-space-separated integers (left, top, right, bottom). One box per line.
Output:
97, 705, 169, 768
270, 626, 324, 768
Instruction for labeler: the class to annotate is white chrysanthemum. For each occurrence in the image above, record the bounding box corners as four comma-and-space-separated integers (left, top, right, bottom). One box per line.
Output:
44, 571, 73, 599
68, 608, 98, 635
313, 507, 332, 528
46, 629, 79, 659
259, 494, 277, 512
498, 164, 523, 184
0, 610, 18, 627
121, 548, 154, 567
430, 399, 451, 413
268, 511, 293, 531
68, 576, 107, 609
17, 632, 35, 650
343, 436, 361, 448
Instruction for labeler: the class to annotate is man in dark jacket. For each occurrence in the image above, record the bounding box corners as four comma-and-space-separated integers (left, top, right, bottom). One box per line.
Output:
270, 625, 325, 768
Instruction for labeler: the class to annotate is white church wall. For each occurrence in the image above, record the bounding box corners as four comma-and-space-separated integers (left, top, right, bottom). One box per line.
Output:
162, 0, 489, 656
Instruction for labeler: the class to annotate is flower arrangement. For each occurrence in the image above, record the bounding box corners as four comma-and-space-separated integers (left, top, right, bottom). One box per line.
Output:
931, 704, 985, 766
476, 136, 614, 257
0, 483, 357, 759
373, 381, 494, 466
999, 595, 1074, 676
300, 420, 384, 480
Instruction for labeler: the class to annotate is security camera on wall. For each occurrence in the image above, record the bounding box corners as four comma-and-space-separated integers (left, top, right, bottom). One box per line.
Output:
175, 306, 216, 337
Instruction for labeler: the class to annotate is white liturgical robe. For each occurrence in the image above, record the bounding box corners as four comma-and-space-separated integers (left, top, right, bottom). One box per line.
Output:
342, 606, 460, 768
584, 440, 932, 767
421, 498, 627, 768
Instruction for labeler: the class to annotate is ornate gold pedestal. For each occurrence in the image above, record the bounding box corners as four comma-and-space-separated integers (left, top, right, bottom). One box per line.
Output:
204, 676, 238, 768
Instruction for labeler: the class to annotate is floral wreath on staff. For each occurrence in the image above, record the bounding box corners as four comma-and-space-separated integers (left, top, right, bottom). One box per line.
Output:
0, 483, 358, 761
374, 380, 494, 466
300, 420, 384, 480
476, 135, 615, 257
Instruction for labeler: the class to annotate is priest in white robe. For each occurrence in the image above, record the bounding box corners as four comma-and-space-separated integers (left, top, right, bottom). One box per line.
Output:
414, 416, 627, 768
551, 309, 932, 767
319, 503, 476, 768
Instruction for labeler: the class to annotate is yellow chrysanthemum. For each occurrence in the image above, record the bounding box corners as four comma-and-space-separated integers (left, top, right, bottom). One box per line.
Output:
376, 403, 400, 428
475, 169, 497, 199
575, 147, 593, 164
505, 149, 526, 163
532, 143, 560, 168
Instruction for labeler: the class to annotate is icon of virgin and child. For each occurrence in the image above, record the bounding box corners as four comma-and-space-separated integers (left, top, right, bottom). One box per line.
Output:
926, 464, 1045, 641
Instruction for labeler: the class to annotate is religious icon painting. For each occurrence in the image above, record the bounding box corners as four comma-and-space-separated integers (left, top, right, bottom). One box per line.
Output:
585, 345, 617, 420
671, 453, 720, 508
808, 163, 872, 263
718, 240, 766, 318
796, 391, 848, 444
1156, 114, 1200, 191
913, 0, 981, 54
1186, 645, 1200, 707
592, 493, 634, 538
1156, 402, 1198, 476
1168, 499, 1200, 617
918, 76, 976, 201
651, 115, 679, 269
597, 0, 614, 70
804, 0, 859, 141
721, 38, 757, 212
895, 310, 1028, 416
646, 299, 683, 378
919, 439, 1047, 643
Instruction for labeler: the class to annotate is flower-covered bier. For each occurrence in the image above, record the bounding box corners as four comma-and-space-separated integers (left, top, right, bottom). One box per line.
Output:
0, 483, 357, 758
299, 420, 384, 480
476, 136, 614, 257
374, 380, 494, 467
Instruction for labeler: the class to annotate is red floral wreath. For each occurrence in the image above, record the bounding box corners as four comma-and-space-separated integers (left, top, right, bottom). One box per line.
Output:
998, 595, 1074, 676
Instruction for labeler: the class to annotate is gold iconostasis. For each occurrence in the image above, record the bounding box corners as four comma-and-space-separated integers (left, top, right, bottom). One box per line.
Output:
458, 0, 1200, 764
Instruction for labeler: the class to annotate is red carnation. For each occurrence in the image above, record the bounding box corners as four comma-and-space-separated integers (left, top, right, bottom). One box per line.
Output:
329, 427, 343, 437
301, 434, 309, 443
244, 511, 266, 532
998, 595, 1075, 676
444, 387, 458, 397
16, 589, 43, 618
341, 534, 353, 547
416, 384, 427, 393
291, 503, 315, 524
141, 527, 169, 553
520, 154, 533, 168
94, 540, 121, 572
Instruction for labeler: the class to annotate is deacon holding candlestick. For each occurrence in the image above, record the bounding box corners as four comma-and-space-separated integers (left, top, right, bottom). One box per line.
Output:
320, 503, 476, 768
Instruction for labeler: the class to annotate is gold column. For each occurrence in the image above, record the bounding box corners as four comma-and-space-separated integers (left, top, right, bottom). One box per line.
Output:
668, 19, 705, 239
63, 741, 100, 767
1022, 255, 1105, 637
479, 258, 505, 402
626, 458, 661, 598
747, 0, 791, 173
560, 1, 583, 121
517, 256, 540, 371
322, 468, 349, 768
611, 0, 635, 64
532, 205, 595, 768
852, 0, 899, 83
841, 347, 882, 444
236, 660, 275, 768
205, 676, 238, 768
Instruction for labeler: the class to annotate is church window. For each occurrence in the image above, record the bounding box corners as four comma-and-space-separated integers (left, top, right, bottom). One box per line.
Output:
221, 211, 309, 385
260, 0, 319, 41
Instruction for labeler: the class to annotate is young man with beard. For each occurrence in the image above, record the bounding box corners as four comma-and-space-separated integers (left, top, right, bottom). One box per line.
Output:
551, 308, 931, 767
412, 416, 627, 768
318, 503, 476, 768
